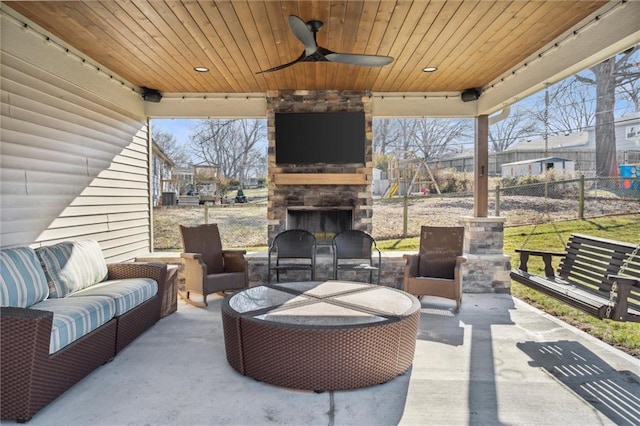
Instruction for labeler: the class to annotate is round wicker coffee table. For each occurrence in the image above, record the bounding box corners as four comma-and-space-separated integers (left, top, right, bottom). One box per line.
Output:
221, 280, 421, 391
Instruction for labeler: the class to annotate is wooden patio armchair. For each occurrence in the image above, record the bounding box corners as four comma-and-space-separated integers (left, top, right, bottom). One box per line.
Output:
179, 223, 248, 307
403, 226, 467, 312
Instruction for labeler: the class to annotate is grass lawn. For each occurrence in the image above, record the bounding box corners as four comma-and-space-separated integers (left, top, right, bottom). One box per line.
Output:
379, 214, 640, 358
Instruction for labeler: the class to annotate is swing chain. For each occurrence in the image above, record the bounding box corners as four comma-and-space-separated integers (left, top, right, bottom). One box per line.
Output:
606, 244, 639, 319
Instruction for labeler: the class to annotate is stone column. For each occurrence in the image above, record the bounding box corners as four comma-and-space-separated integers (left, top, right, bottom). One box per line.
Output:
459, 216, 511, 293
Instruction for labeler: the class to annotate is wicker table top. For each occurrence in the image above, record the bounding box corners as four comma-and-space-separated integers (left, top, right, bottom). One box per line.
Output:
222, 281, 421, 391
228, 280, 417, 326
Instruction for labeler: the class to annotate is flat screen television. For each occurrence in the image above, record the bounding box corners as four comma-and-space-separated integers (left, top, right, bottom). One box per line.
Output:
275, 111, 365, 165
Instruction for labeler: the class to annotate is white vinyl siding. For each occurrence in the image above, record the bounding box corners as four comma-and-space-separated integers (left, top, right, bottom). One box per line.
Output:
1, 10, 152, 262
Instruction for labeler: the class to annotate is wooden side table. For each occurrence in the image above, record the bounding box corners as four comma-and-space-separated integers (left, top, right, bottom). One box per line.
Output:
160, 264, 179, 318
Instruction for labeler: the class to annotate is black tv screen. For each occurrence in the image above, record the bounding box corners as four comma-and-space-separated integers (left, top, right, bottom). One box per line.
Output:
275, 111, 365, 164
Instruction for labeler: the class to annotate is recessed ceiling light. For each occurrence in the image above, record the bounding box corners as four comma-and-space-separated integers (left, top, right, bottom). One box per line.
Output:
422, 66, 438, 72
194, 66, 209, 73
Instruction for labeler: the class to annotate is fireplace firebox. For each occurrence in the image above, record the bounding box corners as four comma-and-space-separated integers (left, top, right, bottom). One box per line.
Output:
287, 207, 353, 245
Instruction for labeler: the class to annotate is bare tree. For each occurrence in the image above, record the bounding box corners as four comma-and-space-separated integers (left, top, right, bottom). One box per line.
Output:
538, 78, 596, 134
373, 119, 402, 155
617, 55, 640, 113
387, 119, 419, 159
490, 106, 540, 152
190, 119, 266, 185
575, 46, 640, 176
151, 129, 191, 167
412, 118, 471, 159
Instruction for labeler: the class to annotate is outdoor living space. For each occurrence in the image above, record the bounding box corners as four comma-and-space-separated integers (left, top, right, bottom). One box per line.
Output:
11, 292, 640, 426
3, 1, 640, 424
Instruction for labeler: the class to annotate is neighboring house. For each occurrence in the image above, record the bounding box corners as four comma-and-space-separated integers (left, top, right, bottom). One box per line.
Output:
501, 157, 575, 178
429, 113, 640, 176
151, 142, 176, 207
508, 112, 640, 152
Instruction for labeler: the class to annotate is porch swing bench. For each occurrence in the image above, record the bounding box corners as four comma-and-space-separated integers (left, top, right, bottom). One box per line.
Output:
510, 233, 640, 322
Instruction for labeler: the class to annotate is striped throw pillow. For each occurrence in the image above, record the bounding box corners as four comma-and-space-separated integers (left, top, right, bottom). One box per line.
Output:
0, 247, 49, 307
36, 240, 108, 298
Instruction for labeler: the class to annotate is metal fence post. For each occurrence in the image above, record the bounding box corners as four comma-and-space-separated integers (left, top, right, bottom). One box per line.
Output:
579, 175, 585, 220
495, 184, 501, 216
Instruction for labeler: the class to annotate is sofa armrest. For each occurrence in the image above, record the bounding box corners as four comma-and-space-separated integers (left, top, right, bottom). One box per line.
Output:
107, 262, 168, 303
1, 307, 54, 399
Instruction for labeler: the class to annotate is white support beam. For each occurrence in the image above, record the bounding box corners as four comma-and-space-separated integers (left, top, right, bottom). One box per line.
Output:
144, 94, 268, 118
371, 93, 478, 118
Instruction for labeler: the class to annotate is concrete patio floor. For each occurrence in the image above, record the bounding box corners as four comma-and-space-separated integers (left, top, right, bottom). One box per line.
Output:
14, 292, 640, 426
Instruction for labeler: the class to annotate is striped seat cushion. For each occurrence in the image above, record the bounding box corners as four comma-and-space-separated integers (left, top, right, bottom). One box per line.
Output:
30, 296, 116, 354
0, 247, 49, 308
70, 278, 158, 316
36, 240, 108, 298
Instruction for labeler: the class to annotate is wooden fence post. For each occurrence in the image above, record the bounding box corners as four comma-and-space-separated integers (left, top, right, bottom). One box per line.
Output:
579, 175, 585, 220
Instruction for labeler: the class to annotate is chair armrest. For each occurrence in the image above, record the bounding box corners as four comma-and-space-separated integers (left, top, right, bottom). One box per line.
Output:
180, 253, 206, 294
608, 274, 640, 290
454, 255, 467, 283
180, 252, 202, 261
514, 249, 565, 278
222, 250, 247, 273
373, 245, 382, 267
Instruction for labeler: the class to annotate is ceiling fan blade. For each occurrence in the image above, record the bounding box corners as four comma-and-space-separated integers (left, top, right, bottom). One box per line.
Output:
325, 53, 394, 67
255, 52, 305, 74
288, 15, 317, 56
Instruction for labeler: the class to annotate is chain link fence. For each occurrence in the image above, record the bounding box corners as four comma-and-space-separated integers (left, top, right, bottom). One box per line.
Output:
153, 177, 639, 250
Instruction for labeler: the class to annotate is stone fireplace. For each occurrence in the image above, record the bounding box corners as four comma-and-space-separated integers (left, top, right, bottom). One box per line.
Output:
267, 89, 373, 245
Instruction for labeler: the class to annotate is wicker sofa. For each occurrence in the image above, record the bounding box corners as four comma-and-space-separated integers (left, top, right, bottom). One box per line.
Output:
0, 240, 168, 423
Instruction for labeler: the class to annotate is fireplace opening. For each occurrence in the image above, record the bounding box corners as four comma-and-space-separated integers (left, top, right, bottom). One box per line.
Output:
287, 208, 353, 245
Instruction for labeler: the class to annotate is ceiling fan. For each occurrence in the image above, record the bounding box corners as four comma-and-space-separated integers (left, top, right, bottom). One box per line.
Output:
256, 15, 394, 74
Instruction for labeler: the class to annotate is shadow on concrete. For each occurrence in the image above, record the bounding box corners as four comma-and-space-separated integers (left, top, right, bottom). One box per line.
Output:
518, 340, 640, 425
417, 295, 516, 425
417, 303, 465, 346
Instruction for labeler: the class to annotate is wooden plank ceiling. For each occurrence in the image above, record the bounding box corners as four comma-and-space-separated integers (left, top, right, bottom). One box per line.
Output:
5, 1, 608, 94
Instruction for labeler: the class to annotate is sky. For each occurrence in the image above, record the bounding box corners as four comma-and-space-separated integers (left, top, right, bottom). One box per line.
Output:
150, 118, 200, 148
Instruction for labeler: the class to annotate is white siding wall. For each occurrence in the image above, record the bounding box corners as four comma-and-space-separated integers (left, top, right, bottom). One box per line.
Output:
1, 10, 152, 262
